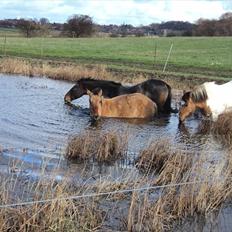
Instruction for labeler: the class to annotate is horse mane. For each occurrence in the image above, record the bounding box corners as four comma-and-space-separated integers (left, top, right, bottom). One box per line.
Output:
190, 84, 208, 103
78, 77, 122, 87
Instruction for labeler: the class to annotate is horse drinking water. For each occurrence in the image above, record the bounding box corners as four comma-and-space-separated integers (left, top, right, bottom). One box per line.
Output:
87, 89, 157, 119
179, 81, 232, 123
64, 78, 175, 114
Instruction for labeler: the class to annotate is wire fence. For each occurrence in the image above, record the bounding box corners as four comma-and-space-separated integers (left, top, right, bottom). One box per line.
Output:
0, 178, 220, 209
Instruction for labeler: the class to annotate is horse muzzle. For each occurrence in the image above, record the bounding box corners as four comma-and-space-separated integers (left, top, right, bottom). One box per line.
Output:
64, 94, 72, 103
92, 115, 100, 121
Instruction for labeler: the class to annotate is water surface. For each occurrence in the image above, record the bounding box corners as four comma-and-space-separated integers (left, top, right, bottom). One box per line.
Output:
0, 74, 225, 181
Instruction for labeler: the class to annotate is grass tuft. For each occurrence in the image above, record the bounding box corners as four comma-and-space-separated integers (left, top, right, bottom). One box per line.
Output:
212, 111, 232, 146
65, 130, 128, 163
136, 139, 173, 174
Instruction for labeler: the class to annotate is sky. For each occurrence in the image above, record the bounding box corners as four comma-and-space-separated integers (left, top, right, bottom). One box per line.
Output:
1, 0, 232, 25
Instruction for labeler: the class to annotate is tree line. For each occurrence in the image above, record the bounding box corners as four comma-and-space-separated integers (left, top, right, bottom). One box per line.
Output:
0, 12, 232, 38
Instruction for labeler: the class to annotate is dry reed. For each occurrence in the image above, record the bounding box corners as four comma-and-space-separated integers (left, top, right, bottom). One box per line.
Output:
0, 57, 113, 82
1, 140, 232, 231
127, 147, 232, 231
136, 139, 172, 174
135, 139, 192, 183
65, 130, 128, 163
212, 111, 232, 146
0, 174, 105, 231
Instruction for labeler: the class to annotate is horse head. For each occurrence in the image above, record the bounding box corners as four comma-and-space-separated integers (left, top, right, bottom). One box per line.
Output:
64, 79, 86, 103
179, 89, 211, 124
87, 88, 103, 120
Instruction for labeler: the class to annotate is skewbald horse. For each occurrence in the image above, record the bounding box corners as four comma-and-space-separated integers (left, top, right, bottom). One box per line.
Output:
87, 89, 157, 120
179, 81, 232, 123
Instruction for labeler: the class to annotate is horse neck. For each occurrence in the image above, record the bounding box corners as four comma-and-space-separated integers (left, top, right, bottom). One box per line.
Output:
101, 98, 112, 116
83, 80, 121, 93
82, 81, 98, 91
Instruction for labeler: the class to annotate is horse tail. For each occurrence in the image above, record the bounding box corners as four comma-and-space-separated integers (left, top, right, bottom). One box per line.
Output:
164, 84, 178, 113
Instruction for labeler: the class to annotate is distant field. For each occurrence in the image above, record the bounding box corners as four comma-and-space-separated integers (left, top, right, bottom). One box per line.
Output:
0, 36, 231, 80
0, 27, 22, 37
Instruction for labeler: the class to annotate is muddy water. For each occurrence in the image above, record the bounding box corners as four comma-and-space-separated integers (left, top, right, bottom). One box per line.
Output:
0, 74, 225, 181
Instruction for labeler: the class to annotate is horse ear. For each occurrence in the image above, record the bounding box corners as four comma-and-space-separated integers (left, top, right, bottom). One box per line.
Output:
87, 89, 93, 96
98, 89, 103, 97
182, 91, 191, 102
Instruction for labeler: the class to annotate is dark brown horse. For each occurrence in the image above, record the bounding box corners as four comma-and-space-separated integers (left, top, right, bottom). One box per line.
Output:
64, 78, 176, 114
87, 89, 157, 119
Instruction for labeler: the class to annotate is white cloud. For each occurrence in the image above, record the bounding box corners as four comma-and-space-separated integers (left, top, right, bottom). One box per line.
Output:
0, 0, 231, 25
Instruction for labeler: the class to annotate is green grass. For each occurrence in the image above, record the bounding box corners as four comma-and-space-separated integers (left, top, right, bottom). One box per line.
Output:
0, 27, 22, 37
0, 36, 232, 79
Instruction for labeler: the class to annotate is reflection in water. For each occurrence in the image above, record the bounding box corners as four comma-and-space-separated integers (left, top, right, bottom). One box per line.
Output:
176, 119, 215, 151
176, 205, 232, 232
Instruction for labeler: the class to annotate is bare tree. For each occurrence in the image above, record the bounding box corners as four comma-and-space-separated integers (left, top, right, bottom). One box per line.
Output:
39, 18, 51, 36
17, 18, 39, 37
63, 14, 95, 37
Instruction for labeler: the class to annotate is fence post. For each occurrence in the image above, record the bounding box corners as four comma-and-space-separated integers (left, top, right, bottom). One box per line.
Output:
153, 43, 157, 68
3, 35, 6, 56
40, 37, 44, 58
163, 43, 173, 73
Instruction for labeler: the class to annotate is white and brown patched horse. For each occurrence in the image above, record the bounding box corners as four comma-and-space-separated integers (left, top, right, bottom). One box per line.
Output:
179, 81, 232, 123
87, 89, 157, 120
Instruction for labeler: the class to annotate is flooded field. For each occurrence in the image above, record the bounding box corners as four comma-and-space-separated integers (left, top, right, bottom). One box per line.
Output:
0, 74, 226, 179
1, 74, 232, 231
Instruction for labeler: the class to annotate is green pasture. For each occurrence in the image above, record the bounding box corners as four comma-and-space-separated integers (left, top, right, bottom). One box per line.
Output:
0, 28, 22, 37
0, 36, 232, 79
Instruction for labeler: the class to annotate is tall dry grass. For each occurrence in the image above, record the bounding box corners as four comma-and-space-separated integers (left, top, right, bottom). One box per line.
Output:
0, 171, 105, 231
1, 139, 232, 231
212, 111, 232, 146
0, 57, 189, 90
136, 139, 193, 185
0, 57, 113, 82
127, 146, 232, 231
65, 130, 128, 163
136, 139, 172, 174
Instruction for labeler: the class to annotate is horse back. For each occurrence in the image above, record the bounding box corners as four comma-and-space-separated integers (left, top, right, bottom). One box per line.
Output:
105, 93, 157, 118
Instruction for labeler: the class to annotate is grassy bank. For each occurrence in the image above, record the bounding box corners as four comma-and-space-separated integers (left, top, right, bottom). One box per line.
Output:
0, 36, 232, 81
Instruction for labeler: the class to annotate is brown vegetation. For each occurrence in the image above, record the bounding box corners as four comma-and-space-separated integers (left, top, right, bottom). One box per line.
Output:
128, 147, 232, 231
0, 173, 105, 231
65, 130, 128, 163
211, 111, 232, 146
136, 139, 193, 185
136, 139, 172, 174
0, 57, 195, 91
0, 57, 112, 82
1, 136, 232, 231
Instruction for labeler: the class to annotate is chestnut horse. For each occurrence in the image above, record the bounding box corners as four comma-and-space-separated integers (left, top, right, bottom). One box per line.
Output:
179, 81, 232, 123
87, 89, 157, 119
64, 78, 176, 114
